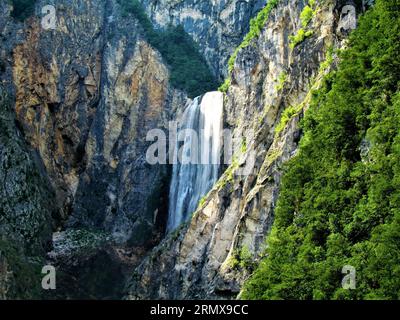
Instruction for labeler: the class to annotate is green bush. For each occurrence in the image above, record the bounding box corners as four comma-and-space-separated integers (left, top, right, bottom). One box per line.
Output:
227, 246, 255, 271
117, 0, 218, 98
218, 78, 231, 93
242, 0, 400, 300
274, 105, 298, 135
300, 5, 314, 28
197, 196, 207, 209
275, 71, 288, 92
10, 0, 36, 21
289, 1, 317, 49
289, 28, 314, 49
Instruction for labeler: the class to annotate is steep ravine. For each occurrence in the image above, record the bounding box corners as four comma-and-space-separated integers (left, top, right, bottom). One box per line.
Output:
0, 0, 273, 299
0, 0, 370, 300
126, 0, 361, 299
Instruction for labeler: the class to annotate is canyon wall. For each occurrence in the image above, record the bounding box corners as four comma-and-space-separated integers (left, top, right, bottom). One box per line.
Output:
0, 0, 360, 299
138, 0, 265, 79
0, 0, 268, 298
126, 0, 357, 299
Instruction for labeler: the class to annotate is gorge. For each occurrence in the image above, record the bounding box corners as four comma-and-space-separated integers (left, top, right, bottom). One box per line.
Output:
1, 0, 399, 301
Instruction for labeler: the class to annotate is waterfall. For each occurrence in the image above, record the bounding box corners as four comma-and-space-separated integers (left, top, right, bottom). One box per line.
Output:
167, 91, 224, 232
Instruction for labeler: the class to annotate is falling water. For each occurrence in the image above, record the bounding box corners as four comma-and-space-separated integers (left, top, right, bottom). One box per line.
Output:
167, 91, 224, 232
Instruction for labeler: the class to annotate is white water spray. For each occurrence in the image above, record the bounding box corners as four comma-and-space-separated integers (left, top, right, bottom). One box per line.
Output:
167, 91, 223, 232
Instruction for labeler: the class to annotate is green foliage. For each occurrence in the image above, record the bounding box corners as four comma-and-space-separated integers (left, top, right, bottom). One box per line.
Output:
300, 5, 315, 28
117, 0, 217, 98
197, 195, 207, 209
241, 138, 247, 154
239, 245, 255, 270
227, 246, 255, 271
275, 71, 288, 92
228, 0, 279, 74
242, 0, 400, 300
216, 156, 239, 189
10, 0, 36, 21
275, 105, 301, 135
319, 47, 334, 73
290, 1, 317, 49
289, 28, 314, 49
218, 78, 231, 93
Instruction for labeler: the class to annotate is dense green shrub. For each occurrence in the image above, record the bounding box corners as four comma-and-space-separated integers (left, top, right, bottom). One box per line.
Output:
218, 78, 231, 93
117, 0, 218, 98
300, 5, 314, 28
243, 0, 400, 300
275, 71, 288, 92
289, 1, 317, 49
10, 0, 36, 21
289, 28, 314, 49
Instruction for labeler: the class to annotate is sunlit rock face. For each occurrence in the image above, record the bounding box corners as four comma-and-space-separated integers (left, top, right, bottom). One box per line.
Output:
139, 0, 265, 80
126, 0, 358, 300
6, 0, 183, 247
0, 0, 361, 300
1, 0, 187, 298
6, 0, 256, 250
3, 0, 240, 297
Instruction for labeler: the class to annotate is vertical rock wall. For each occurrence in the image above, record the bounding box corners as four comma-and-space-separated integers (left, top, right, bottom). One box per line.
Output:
127, 0, 356, 299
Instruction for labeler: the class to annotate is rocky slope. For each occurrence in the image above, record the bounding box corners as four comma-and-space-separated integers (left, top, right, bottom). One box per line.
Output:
138, 0, 266, 80
126, 0, 360, 299
0, 0, 366, 300
0, 0, 272, 299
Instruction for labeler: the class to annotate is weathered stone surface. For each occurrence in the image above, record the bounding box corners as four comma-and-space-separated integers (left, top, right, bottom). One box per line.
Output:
7, 0, 186, 247
1, 0, 361, 300
127, 0, 355, 299
2, 0, 186, 298
139, 0, 265, 80
45, 229, 127, 299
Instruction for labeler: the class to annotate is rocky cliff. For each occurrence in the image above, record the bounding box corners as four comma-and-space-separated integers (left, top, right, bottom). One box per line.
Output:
0, 0, 364, 299
0, 85, 54, 299
138, 0, 266, 80
0, 0, 273, 299
126, 0, 360, 299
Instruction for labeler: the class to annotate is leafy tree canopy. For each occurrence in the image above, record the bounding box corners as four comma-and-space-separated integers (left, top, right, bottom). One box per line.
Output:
242, 0, 400, 300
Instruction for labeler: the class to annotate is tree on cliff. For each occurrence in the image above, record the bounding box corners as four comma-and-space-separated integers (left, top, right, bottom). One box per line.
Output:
243, 0, 400, 300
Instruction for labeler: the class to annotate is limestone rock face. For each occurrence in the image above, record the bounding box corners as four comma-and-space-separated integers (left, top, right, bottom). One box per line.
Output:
126, 0, 356, 299
139, 0, 265, 80
0, 0, 361, 300
5, 0, 185, 248
12, 0, 106, 225
1, 0, 186, 298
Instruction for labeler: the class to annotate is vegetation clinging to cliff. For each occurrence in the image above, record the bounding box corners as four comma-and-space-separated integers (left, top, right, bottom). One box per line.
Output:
227, 0, 279, 73
117, 0, 218, 98
219, 0, 279, 92
242, 0, 400, 300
